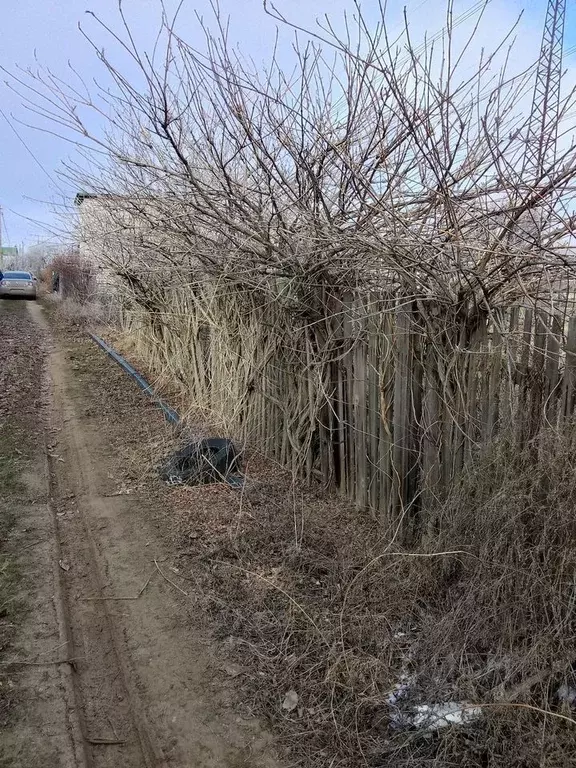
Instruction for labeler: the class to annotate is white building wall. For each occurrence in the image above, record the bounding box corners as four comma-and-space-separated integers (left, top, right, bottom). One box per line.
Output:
77, 195, 131, 295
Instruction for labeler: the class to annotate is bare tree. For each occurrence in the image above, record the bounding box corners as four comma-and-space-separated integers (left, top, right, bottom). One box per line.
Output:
5, 0, 576, 511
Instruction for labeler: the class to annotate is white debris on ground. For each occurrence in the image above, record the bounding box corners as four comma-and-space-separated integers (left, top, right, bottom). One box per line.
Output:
386, 676, 414, 707
387, 678, 482, 730
412, 702, 482, 730
386, 627, 482, 731
281, 689, 299, 712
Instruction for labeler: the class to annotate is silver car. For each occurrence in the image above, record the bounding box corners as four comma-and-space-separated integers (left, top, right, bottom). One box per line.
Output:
0, 271, 37, 299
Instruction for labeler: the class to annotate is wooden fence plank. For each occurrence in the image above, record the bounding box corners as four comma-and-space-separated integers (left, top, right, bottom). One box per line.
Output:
484, 319, 502, 441
528, 311, 548, 440
465, 321, 487, 460
544, 313, 562, 428
408, 333, 424, 523
392, 306, 412, 520
344, 299, 357, 503
368, 303, 382, 514
517, 308, 534, 444
421, 346, 442, 527
561, 316, 576, 421
354, 326, 368, 509
502, 307, 519, 427
377, 315, 394, 525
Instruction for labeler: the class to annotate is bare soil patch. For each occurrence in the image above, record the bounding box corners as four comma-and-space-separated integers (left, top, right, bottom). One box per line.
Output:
34, 301, 283, 768
0, 299, 84, 768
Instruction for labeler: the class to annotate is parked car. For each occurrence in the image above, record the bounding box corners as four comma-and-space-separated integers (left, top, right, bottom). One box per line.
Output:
0, 271, 37, 299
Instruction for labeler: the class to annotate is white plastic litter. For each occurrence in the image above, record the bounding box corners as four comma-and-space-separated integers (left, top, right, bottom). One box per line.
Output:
387, 677, 482, 731
386, 678, 413, 707
411, 702, 482, 730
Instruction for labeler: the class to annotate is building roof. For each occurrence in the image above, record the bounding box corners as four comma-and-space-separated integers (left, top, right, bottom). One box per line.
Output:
74, 192, 101, 206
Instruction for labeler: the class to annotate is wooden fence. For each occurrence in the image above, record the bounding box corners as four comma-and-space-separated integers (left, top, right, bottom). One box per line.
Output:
326, 302, 576, 529
126, 290, 576, 535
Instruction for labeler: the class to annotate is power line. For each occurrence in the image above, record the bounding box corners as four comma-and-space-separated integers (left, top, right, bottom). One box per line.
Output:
326, 0, 494, 121
0, 106, 65, 194
1, 205, 12, 245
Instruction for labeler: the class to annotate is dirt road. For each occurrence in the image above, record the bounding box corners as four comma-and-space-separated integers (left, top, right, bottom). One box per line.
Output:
0, 299, 281, 768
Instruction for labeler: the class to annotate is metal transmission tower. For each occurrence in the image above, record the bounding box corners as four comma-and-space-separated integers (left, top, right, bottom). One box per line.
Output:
523, 0, 566, 185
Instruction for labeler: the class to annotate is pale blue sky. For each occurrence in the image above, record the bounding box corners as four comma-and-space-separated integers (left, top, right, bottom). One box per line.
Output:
0, 0, 574, 249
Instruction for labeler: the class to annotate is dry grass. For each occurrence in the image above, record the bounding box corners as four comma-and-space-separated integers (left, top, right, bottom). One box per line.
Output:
89, 317, 576, 764
54, 297, 105, 328
46, 310, 576, 765
166, 432, 576, 768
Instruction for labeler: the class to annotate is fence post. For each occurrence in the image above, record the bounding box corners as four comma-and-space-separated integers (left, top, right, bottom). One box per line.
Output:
392, 304, 412, 529
561, 316, 576, 422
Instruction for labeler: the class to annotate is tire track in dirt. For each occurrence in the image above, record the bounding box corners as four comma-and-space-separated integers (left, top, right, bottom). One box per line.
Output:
34, 303, 166, 768
0, 300, 87, 768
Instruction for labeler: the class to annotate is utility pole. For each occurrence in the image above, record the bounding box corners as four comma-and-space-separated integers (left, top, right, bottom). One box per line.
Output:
523, 0, 566, 185
516, 0, 566, 253
522, 0, 566, 201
